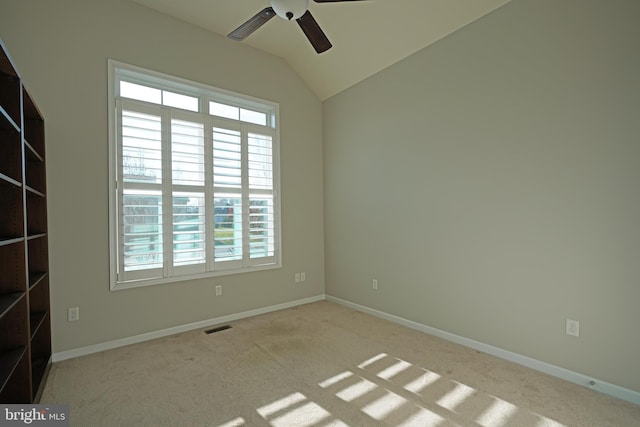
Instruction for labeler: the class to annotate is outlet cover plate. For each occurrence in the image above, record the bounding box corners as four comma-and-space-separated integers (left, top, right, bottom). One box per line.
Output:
566, 318, 580, 337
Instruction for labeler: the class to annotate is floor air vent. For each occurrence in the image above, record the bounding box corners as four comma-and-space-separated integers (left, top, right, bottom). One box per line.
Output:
204, 325, 232, 334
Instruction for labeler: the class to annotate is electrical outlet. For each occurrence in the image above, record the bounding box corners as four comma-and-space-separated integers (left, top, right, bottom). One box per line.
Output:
295, 273, 301, 283
300, 272, 306, 282
215, 285, 222, 296
566, 318, 580, 337
68, 307, 79, 322
372, 279, 378, 290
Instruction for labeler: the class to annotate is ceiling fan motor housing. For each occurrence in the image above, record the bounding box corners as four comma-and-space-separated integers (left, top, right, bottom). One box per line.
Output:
271, 0, 309, 20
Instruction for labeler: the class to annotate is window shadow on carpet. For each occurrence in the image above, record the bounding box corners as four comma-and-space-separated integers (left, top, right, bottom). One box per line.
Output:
216, 352, 565, 427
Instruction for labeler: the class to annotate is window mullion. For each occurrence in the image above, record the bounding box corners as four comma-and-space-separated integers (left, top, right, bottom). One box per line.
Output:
204, 116, 214, 271
161, 109, 173, 277
115, 99, 125, 282
241, 125, 250, 266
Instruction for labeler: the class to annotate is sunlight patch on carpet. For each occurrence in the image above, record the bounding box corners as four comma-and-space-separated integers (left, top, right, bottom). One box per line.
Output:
534, 413, 567, 427
256, 391, 347, 427
335, 378, 378, 402
216, 416, 245, 427
361, 390, 407, 420
397, 407, 445, 427
475, 396, 517, 426
319, 371, 354, 388
269, 402, 331, 427
436, 381, 476, 411
357, 353, 387, 369
377, 359, 412, 381
245, 349, 565, 427
257, 392, 306, 418
403, 370, 441, 394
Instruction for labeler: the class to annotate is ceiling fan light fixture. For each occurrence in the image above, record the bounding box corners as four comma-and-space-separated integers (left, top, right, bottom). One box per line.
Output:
271, 0, 309, 20
229, 0, 364, 53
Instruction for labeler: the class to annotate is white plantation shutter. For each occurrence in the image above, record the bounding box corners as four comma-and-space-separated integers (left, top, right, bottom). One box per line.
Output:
213, 126, 243, 267
172, 119, 205, 187
171, 117, 206, 273
213, 127, 242, 188
118, 103, 164, 282
249, 195, 275, 260
172, 192, 205, 268
121, 190, 163, 272
121, 110, 162, 184
110, 61, 280, 289
248, 133, 273, 190
248, 132, 275, 263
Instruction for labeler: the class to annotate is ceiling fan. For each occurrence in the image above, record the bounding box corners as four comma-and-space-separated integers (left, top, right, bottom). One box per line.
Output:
228, 0, 366, 54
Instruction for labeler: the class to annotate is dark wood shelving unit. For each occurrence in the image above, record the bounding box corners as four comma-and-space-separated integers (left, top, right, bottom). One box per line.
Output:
0, 38, 51, 403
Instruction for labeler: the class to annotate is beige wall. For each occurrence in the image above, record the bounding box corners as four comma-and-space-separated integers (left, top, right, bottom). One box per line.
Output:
323, 0, 640, 392
0, 0, 324, 352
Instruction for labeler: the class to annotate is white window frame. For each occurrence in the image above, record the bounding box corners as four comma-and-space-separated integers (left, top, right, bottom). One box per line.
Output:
108, 60, 281, 290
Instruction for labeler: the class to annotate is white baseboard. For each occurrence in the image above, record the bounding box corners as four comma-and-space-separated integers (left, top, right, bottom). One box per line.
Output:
52, 294, 325, 363
325, 295, 640, 406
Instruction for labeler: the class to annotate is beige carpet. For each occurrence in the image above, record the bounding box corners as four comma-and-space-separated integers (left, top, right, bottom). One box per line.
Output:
41, 301, 640, 426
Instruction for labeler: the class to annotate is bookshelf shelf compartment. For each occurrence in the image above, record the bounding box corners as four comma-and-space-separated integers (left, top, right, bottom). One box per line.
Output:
0, 127, 21, 183
26, 193, 47, 236
0, 348, 29, 403
0, 298, 28, 352
0, 182, 24, 240
29, 312, 46, 339
0, 241, 26, 295
0, 293, 24, 319
0, 78, 20, 130
29, 276, 49, 317
28, 272, 47, 291
0, 38, 51, 403
0, 347, 27, 387
27, 235, 49, 277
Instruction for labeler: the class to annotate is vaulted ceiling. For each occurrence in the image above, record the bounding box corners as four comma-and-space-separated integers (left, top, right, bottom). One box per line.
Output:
131, 0, 511, 100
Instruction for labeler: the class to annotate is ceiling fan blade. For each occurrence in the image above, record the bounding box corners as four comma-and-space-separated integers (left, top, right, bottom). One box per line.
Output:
228, 7, 276, 41
296, 10, 332, 53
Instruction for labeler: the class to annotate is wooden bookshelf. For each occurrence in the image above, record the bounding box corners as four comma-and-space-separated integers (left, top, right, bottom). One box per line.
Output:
0, 38, 51, 403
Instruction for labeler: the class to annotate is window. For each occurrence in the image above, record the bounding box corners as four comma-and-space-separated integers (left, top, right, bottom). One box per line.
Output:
108, 60, 280, 290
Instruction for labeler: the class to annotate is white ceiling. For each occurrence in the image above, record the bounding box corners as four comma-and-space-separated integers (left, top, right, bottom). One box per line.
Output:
131, 0, 511, 100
